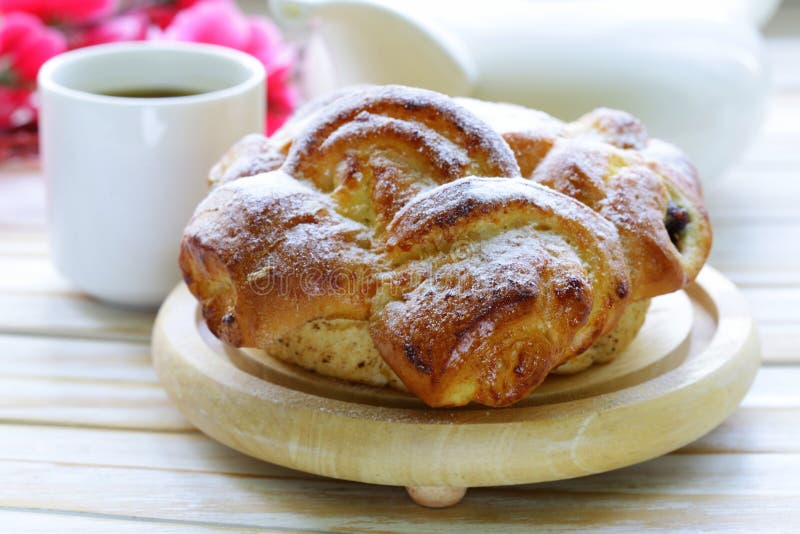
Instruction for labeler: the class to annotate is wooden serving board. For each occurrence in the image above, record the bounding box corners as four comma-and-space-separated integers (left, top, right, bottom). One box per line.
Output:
152, 266, 760, 507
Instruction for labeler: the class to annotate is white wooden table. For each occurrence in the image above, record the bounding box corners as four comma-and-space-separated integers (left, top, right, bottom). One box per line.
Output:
0, 7, 799, 531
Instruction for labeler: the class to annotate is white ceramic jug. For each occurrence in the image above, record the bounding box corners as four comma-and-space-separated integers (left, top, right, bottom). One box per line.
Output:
271, 0, 770, 181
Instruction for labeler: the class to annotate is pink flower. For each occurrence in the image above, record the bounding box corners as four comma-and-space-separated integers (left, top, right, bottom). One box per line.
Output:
243, 16, 298, 132
266, 63, 297, 135
147, 0, 226, 30
71, 12, 149, 48
164, 0, 296, 134
0, 12, 67, 83
164, 0, 248, 50
0, 0, 116, 23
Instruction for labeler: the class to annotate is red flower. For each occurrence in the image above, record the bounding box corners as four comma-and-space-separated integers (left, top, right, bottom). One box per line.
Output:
0, 0, 116, 23
0, 12, 66, 83
164, 0, 296, 134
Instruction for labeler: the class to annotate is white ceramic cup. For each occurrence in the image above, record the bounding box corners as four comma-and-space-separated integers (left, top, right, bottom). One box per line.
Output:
39, 42, 265, 307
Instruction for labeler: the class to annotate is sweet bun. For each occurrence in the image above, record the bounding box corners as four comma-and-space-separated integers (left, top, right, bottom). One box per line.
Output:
180, 85, 711, 407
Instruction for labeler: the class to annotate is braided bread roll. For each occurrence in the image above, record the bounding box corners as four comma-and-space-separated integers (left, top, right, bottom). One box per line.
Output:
180, 87, 707, 406
180, 85, 639, 407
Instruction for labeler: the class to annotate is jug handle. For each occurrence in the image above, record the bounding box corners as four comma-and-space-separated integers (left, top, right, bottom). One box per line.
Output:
270, 0, 477, 96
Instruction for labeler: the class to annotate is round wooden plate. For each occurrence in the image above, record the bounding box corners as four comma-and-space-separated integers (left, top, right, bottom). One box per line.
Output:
152, 266, 760, 507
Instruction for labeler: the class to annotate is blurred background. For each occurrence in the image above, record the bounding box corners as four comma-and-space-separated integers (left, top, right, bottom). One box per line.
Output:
2, 0, 796, 284
0, 0, 788, 182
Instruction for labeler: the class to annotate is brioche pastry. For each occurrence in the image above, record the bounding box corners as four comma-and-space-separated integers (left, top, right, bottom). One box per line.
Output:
181, 85, 710, 407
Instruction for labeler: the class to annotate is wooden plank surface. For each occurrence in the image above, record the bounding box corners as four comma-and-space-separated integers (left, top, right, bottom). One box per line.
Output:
0, 5, 797, 531
0, 511, 281, 534
1, 453, 799, 532
0, 230, 47, 256
0, 257, 154, 341
0, 163, 44, 231
0, 293, 154, 342
0, 335, 188, 430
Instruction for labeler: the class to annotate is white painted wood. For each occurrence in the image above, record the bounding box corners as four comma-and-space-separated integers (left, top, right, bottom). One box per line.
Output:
0, 293, 153, 341
0, 511, 278, 534
0, 454, 798, 532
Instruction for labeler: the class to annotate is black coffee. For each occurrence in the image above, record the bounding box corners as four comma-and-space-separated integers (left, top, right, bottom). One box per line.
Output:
100, 87, 205, 98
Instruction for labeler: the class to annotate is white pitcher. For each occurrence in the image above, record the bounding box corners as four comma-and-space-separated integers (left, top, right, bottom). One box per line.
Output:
271, 0, 771, 181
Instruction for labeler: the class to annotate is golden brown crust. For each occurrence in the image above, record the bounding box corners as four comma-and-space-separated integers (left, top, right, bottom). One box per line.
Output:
282, 85, 520, 232
180, 171, 377, 348
206, 88, 370, 187
284, 86, 519, 183
372, 177, 629, 406
642, 138, 712, 288
208, 134, 286, 187
553, 298, 650, 374
459, 101, 712, 300
454, 97, 565, 177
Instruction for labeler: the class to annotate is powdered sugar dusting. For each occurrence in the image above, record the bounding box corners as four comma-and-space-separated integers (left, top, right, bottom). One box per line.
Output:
283, 85, 520, 182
